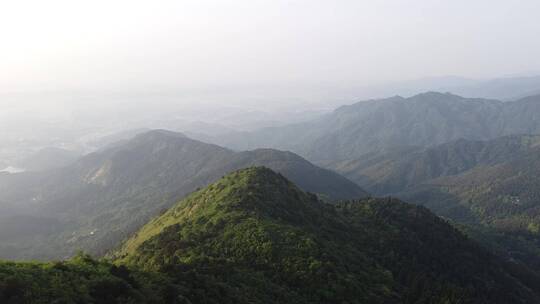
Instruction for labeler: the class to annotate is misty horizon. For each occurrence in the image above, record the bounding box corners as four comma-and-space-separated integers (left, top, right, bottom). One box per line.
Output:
2, 1, 540, 92
3, 0, 540, 137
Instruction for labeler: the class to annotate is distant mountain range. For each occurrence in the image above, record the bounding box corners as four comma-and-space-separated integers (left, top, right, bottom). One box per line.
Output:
329, 134, 540, 195
211, 92, 540, 163
348, 75, 540, 101
0, 130, 366, 260
444, 75, 540, 100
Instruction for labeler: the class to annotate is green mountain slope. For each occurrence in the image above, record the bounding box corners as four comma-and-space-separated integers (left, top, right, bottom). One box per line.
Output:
0, 130, 365, 260
396, 141, 540, 270
321, 134, 540, 273
0, 253, 172, 304
113, 167, 540, 304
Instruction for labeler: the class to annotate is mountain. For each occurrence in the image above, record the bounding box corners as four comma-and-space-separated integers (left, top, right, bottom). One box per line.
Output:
329, 135, 540, 195
112, 167, 540, 304
405, 144, 540, 226
0, 130, 365, 260
213, 148, 365, 201
338, 75, 540, 102
211, 92, 540, 163
395, 140, 540, 271
4, 168, 540, 303
325, 134, 540, 273
85, 128, 151, 151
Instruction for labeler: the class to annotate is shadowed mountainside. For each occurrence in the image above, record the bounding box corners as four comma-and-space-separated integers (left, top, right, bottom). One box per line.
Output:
0, 130, 366, 260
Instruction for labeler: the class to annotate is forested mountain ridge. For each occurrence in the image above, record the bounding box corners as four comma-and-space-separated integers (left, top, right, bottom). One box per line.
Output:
0, 130, 366, 260
111, 167, 540, 304
4, 167, 539, 303
326, 134, 540, 274
396, 140, 540, 272
212, 92, 540, 163
329, 134, 540, 195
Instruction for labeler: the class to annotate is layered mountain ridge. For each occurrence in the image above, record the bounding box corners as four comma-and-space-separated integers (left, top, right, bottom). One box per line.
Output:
0, 130, 366, 260
330, 134, 540, 195
211, 92, 540, 162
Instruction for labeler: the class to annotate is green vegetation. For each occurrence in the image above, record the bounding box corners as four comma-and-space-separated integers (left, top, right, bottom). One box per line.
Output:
113, 167, 540, 303
0, 130, 365, 260
325, 134, 540, 275
3, 167, 540, 303
399, 145, 540, 273
0, 252, 172, 303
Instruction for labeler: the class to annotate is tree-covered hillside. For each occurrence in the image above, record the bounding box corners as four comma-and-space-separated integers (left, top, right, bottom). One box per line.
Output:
2, 167, 539, 303
323, 134, 540, 274
112, 167, 540, 304
397, 141, 540, 272
0, 253, 172, 304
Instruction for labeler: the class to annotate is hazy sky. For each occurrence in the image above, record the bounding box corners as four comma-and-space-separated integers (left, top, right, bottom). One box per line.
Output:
1, 0, 540, 92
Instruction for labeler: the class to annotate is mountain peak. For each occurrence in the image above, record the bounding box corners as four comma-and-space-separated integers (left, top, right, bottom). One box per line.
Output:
335, 95, 405, 112
227, 165, 288, 184
112, 165, 540, 304
204, 166, 294, 198
409, 91, 463, 100
113, 166, 323, 262
166, 166, 320, 224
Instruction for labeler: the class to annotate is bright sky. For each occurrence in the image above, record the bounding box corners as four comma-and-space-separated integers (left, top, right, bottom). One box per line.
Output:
1, 0, 540, 92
